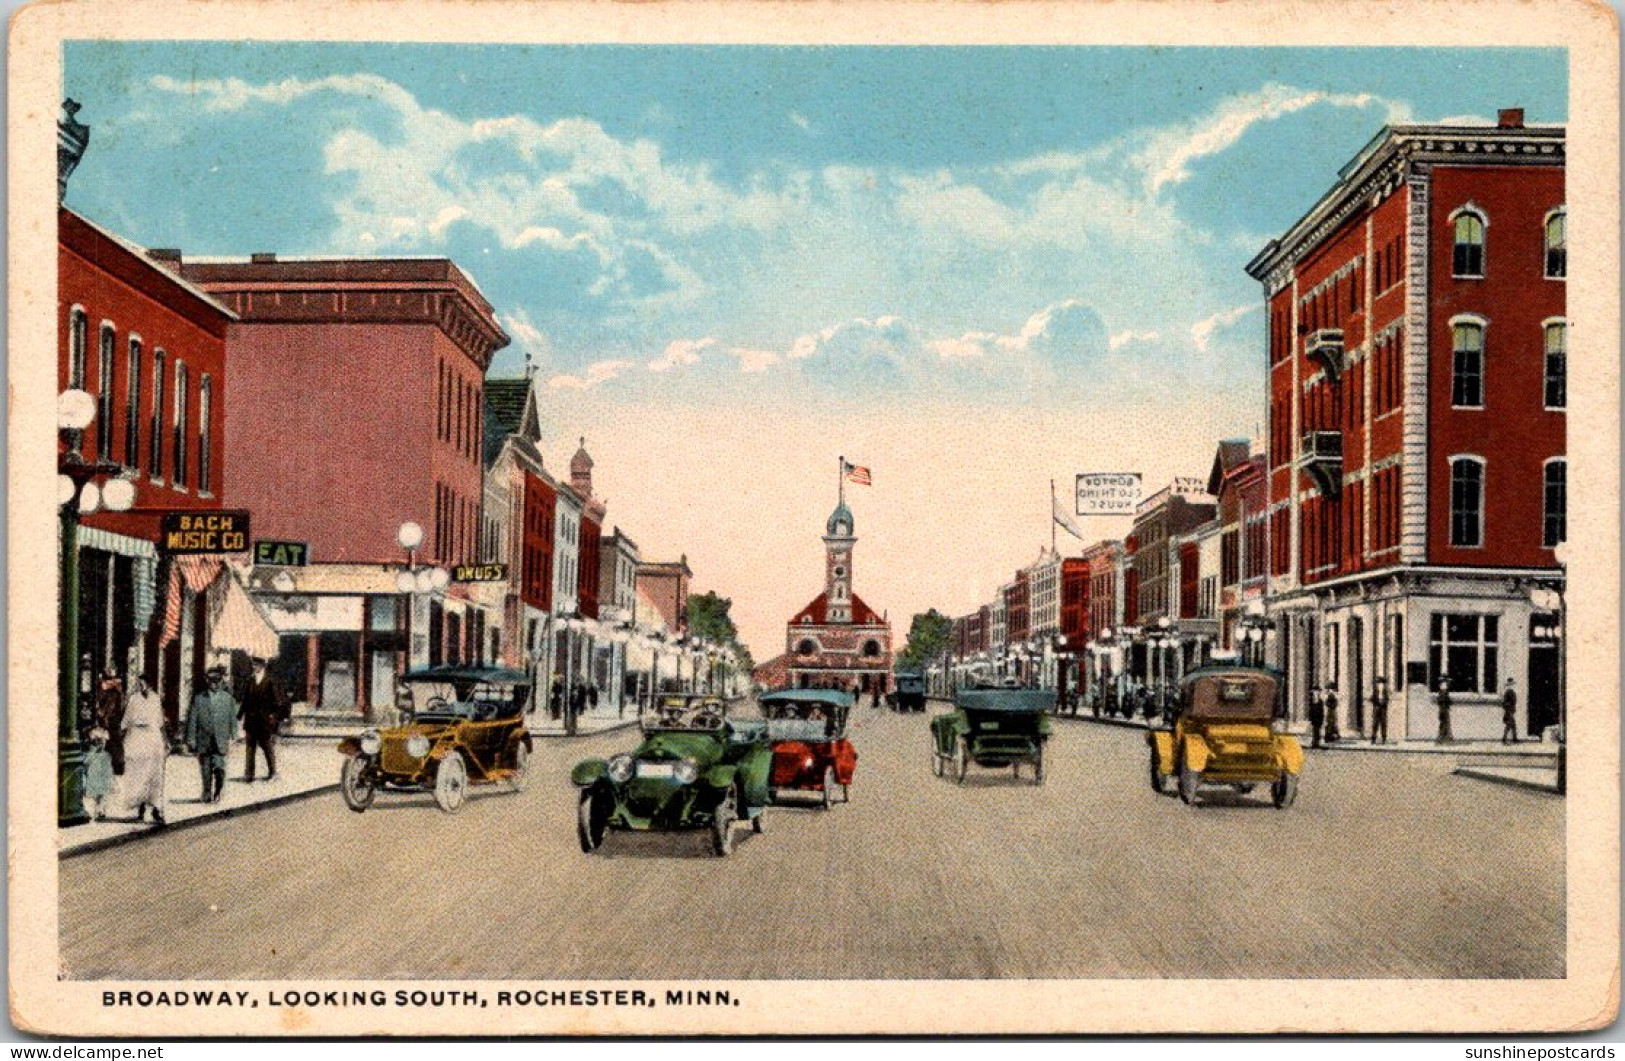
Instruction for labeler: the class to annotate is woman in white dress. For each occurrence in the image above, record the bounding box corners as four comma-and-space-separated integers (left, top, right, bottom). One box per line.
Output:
120, 675, 167, 825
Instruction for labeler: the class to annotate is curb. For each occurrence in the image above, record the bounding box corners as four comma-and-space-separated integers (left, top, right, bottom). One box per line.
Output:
1453, 766, 1563, 796
59, 782, 340, 860
527, 720, 639, 739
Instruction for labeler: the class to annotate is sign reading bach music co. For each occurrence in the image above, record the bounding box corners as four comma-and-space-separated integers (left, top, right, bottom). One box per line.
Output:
160, 511, 251, 554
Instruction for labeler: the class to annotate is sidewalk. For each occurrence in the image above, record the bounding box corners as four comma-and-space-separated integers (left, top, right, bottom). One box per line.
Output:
525, 708, 640, 738
59, 739, 341, 858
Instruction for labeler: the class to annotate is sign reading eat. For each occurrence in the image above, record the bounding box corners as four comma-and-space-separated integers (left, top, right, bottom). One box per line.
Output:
254, 540, 309, 566
161, 511, 250, 554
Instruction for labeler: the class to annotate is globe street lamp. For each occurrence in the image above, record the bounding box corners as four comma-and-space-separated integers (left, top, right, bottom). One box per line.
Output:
58, 388, 134, 826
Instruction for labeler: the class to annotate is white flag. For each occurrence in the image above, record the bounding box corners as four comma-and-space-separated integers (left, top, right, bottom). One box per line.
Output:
1053, 493, 1086, 542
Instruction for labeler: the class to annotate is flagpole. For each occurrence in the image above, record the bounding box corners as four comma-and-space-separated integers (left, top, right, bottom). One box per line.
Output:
838, 454, 845, 508
1050, 479, 1057, 554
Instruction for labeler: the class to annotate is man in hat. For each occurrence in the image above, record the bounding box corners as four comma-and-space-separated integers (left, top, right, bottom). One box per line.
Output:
239, 656, 287, 781
185, 664, 238, 803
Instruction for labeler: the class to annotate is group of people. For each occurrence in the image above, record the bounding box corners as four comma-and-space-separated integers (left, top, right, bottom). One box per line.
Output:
78, 654, 288, 824
1302, 674, 1521, 749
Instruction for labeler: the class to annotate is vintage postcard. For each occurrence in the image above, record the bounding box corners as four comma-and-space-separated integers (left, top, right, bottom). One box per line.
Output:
7, 0, 1620, 1038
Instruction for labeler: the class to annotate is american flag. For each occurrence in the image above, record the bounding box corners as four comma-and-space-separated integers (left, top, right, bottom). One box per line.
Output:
843, 461, 872, 486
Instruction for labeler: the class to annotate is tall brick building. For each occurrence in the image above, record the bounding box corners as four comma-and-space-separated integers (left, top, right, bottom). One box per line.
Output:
778, 495, 893, 696
1245, 109, 1565, 739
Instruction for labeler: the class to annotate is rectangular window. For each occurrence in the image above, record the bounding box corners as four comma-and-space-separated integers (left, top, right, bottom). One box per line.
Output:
172, 361, 189, 487
1543, 461, 1566, 548
1449, 459, 1484, 548
124, 338, 142, 468
68, 309, 88, 389
149, 350, 166, 479
198, 375, 212, 494
1451, 324, 1484, 408
1428, 613, 1499, 693
96, 325, 116, 461
1544, 323, 1566, 410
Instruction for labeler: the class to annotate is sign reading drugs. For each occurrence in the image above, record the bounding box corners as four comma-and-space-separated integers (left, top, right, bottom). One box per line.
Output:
1075, 473, 1142, 516
453, 563, 508, 582
161, 511, 250, 554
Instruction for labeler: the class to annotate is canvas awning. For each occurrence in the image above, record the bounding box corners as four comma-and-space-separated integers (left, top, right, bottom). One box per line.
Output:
208, 567, 282, 659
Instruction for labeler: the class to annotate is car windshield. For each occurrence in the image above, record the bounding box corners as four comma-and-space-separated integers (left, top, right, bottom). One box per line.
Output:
405, 682, 526, 720
642, 699, 725, 731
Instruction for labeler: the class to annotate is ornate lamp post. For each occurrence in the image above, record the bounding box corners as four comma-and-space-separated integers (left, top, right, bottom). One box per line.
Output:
393, 521, 447, 674
58, 388, 135, 827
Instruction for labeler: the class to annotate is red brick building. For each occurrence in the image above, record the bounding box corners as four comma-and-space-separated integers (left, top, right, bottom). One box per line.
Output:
780, 496, 892, 696
1246, 109, 1565, 739
59, 209, 238, 722
1208, 440, 1268, 651
167, 254, 509, 712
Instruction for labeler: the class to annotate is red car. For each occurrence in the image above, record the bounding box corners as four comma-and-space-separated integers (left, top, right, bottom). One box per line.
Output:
762, 689, 857, 809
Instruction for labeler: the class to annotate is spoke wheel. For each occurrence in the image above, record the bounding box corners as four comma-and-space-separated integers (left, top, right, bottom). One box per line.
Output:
956, 738, 970, 785
577, 792, 608, 852
1178, 759, 1202, 806
1033, 751, 1045, 786
822, 766, 837, 810
507, 742, 531, 793
1149, 749, 1169, 794
340, 756, 375, 813
1272, 773, 1299, 809
711, 786, 738, 856
932, 749, 944, 778
433, 751, 468, 813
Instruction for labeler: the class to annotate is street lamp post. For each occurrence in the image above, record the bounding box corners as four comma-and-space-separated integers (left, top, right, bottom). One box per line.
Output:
58, 389, 135, 827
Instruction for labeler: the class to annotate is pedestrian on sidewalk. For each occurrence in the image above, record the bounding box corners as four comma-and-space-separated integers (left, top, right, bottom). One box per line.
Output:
1435, 676, 1454, 744
1370, 676, 1390, 745
120, 673, 167, 825
185, 664, 238, 803
548, 676, 564, 721
1307, 686, 1325, 749
239, 656, 287, 781
83, 728, 114, 821
1324, 686, 1341, 743
1501, 678, 1519, 744
93, 664, 127, 776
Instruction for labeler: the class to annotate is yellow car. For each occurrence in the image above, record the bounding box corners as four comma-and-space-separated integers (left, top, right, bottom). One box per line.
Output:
1147, 665, 1302, 808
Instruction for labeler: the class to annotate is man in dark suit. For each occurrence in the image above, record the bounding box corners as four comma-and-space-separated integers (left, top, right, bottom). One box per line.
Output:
239, 656, 287, 781
186, 665, 238, 803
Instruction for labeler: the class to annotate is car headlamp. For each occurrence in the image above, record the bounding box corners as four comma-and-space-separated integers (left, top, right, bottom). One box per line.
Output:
608, 754, 635, 783
674, 758, 699, 785
1270, 719, 1288, 735
405, 734, 432, 758
359, 731, 382, 756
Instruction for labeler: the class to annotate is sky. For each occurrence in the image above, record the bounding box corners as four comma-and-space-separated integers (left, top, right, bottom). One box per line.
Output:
61, 43, 1567, 658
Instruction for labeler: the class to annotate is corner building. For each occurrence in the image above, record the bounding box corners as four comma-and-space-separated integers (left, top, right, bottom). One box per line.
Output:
1246, 110, 1565, 740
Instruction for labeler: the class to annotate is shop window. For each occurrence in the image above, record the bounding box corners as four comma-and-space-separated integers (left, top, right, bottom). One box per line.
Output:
1428, 613, 1498, 693
1449, 457, 1484, 548
1543, 460, 1566, 548
1452, 209, 1486, 277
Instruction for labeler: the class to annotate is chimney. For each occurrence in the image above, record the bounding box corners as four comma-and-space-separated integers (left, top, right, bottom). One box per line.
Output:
146, 248, 182, 264
250, 252, 278, 264
1497, 108, 1526, 129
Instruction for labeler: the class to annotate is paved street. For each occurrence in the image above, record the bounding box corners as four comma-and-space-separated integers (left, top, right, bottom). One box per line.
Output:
59, 703, 1563, 980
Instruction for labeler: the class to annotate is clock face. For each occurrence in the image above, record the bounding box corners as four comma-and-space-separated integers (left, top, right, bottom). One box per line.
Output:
832, 565, 846, 578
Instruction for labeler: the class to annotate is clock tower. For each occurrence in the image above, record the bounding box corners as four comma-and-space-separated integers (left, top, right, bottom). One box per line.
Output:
824, 500, 856, 624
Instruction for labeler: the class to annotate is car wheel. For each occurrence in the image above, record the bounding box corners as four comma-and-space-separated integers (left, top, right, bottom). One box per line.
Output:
711, 786, 738, 856
340, 756, 375, 813
956, 738, 970, 785
822, 766, 837, 810
1272, 773, 1299, 809
577, 791, 608, 852
1178, 758, 1202, 806
507, 741, 531, 793
1033, 751, 1045, 786
1148, 749, 1169, 794
433, 751, 468, 813
841, 782, 851, 803
752, 805, 766, 834
932, 749, 944, 778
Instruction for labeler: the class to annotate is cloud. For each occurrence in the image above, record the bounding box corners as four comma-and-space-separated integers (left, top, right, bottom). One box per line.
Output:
727, 347, 780, 373
789, 111, 812, 133
648, 337, 716, 372
1109, 328, 1163, 350
547, 359, 634, 390
1190, 303, 1259, 353
500, 308, 553, 372
1138, 83, 1412, 196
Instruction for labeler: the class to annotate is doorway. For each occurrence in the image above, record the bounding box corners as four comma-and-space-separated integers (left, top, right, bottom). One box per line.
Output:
1349, 616, 1365, 734
1528, 614, 1560, 736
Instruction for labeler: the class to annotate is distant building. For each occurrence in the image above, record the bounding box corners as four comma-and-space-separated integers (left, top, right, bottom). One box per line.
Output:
781, 494, 892, 696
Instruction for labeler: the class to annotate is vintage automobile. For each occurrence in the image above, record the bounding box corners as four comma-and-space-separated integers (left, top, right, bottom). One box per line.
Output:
572, 695, 772, 856
893, 672, 927, 712
930, 688, 1052, 784
761, 689, 857, 808
337, 665, 533, 814
1147, 664, 1302, 808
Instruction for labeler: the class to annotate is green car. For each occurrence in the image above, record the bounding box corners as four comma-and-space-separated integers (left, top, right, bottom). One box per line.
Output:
572, 695, 772, 856
930, 688, 1053, 784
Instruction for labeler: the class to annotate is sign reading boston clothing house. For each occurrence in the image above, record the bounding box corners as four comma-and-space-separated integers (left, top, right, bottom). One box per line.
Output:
160, 511, 250, 554
1075, 473, 1142, 516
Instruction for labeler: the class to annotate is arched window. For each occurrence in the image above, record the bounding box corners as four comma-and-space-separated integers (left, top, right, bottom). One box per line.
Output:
124, 337, 142, 468
862, 640, 882, 658
198, 374, 213, 494
149, 349, 166, 479
172, 360, 188, 488
67, 307, 87, 389
1451, 319, 1485, 408
1452, 209, 1486, 277
796, 639, 816, 656
1543, 459, 1566, 548
1449, 456, 1485, 548
1543, 320, 1566, 410
1544, 209, 1566, 279
96, 323, 116, 460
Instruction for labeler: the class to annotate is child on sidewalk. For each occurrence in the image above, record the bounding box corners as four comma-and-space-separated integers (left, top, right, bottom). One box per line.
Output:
83, 727, 114, 821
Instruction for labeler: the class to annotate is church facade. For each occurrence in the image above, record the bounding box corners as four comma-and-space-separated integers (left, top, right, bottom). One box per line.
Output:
766, 497, 893, 696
